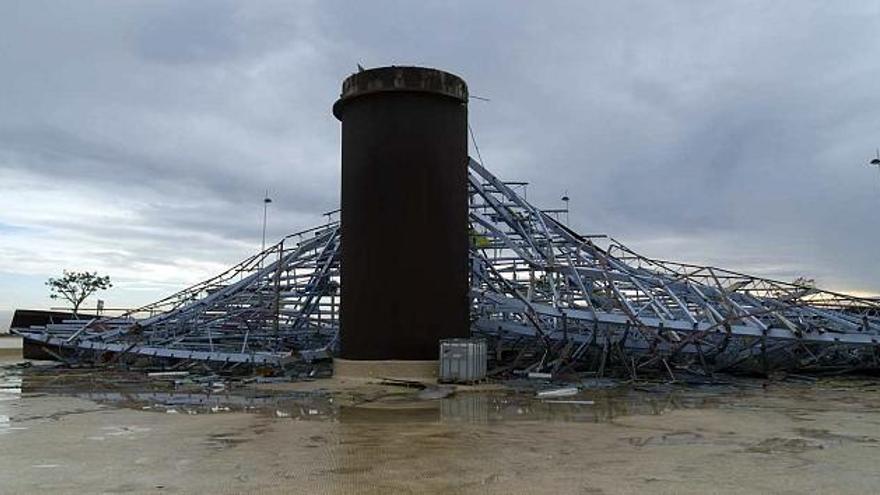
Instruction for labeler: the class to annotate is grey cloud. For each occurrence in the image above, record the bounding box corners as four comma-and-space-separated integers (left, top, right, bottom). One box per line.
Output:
132, 2, 245, 65
1, 0, 879, 311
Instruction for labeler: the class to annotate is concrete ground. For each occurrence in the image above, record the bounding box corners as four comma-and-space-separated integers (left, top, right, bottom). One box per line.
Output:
2, 356, 880, 494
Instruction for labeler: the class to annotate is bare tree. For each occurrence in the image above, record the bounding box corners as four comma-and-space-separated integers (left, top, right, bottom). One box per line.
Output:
46, 270, 113, 318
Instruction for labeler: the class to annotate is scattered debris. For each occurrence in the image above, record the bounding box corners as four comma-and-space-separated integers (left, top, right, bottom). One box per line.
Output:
10, 158, 880, 379
147, 371, 189, 378
526, 372, 552, 380
536, 387, 579, 398
378, 378, 428, 389
417, 386, 455, 400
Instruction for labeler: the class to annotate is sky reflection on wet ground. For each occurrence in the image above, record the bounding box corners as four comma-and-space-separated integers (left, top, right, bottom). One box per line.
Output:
0, 358, 772, 425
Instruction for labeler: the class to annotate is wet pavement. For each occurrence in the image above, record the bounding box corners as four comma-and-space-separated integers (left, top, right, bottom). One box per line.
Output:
2, 357, 880, 494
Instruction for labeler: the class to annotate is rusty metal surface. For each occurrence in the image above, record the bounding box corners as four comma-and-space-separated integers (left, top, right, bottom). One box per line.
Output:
335, 66, 470, 360
333, 66, 467, 119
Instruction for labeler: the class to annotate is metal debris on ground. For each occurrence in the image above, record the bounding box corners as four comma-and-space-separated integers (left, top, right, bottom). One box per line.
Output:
536, 387, 579, 398
542, 400, 595, 405
11, 158, 880, 379
525, 372, 553, 380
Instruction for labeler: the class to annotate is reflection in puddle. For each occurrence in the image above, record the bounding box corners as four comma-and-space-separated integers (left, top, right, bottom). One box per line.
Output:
42, 389, 727, 425
0, 359, 790, 431
0, 363, 23, 435
0, 361, 756, 425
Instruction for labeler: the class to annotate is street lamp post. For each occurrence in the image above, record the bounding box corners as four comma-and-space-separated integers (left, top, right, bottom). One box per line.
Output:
561, 190, 570, 225
870, 149, 880, 188
262, 190, 272, 253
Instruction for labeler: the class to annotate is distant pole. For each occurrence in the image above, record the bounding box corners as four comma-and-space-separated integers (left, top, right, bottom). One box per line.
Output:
561, 191, 570, 225
261, 190, 272, 253
870, 149, 880, 188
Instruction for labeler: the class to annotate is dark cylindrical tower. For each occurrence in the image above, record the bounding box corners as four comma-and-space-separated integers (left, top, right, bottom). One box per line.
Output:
333, 66, 470, 361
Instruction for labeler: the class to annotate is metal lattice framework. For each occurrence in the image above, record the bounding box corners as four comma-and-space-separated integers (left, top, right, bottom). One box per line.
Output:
467, 159, 880, 375
14, 158, 880, 374
15, 224, 340, 364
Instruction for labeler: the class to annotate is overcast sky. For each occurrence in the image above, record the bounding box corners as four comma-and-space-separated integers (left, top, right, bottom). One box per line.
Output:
1, 0, 879, 319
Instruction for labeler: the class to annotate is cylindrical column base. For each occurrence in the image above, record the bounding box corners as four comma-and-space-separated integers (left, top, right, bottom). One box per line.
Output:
333, 66, 470, 361
333, 358, 438, 381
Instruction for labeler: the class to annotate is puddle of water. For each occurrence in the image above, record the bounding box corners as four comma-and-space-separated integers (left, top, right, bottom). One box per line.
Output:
0, 360, 758, 425
5, 358, 880, 429
5, 358, 880, 495
0, 361, 23, 435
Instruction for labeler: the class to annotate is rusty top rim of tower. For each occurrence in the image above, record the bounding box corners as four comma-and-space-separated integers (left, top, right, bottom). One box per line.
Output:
332, 66, 468, 120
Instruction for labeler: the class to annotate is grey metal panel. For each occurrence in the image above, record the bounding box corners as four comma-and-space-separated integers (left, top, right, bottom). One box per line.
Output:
439, 338, 487, 383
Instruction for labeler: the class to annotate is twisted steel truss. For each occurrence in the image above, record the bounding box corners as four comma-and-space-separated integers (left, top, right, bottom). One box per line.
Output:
14, 159, 880, 374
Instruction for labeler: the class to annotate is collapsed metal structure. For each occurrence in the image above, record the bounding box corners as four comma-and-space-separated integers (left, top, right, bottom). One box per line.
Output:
13, 158, 880, 376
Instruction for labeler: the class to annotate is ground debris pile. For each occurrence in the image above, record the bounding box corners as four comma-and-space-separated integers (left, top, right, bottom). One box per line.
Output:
12, 158, 880, 377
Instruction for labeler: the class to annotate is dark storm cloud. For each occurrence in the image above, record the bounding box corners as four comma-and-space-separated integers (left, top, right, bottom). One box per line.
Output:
1, 0, 879, 310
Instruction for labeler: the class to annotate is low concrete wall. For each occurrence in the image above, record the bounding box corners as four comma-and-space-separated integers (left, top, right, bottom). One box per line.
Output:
0, 335, 22, 358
